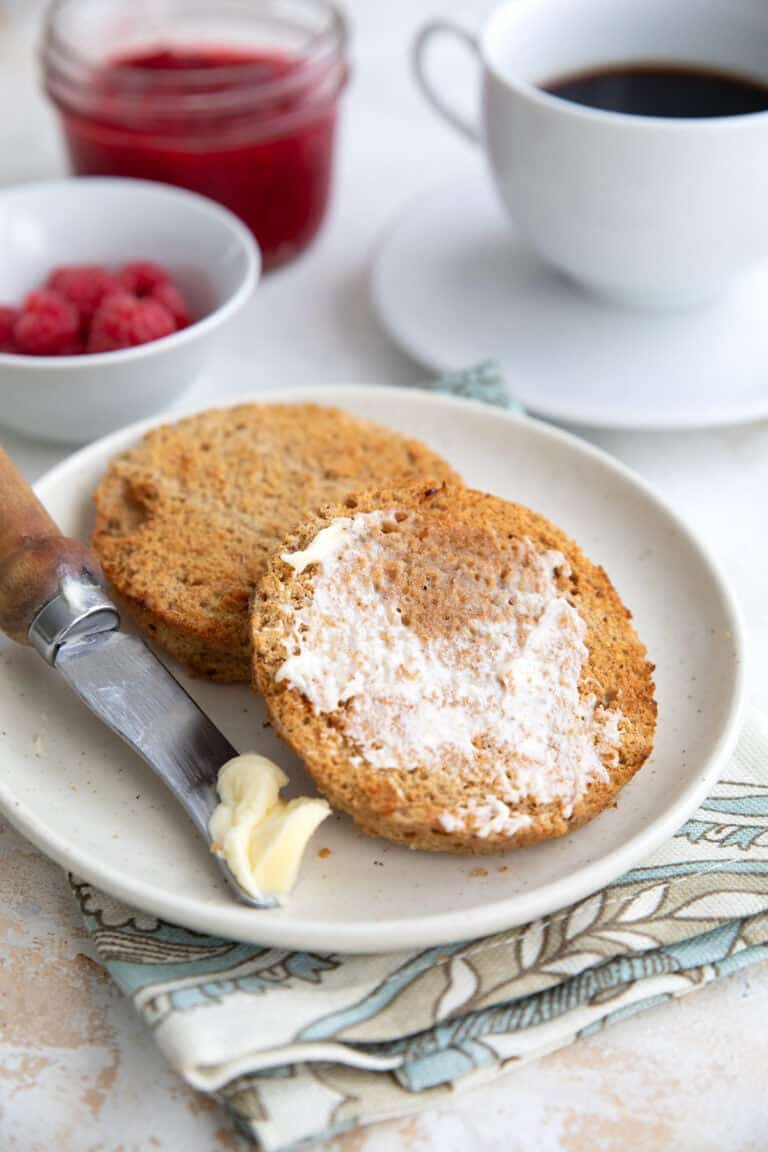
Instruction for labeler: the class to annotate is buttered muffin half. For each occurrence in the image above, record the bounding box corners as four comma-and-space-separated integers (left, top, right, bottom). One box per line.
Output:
252, 484, 656, 854
92, 404, 460, 681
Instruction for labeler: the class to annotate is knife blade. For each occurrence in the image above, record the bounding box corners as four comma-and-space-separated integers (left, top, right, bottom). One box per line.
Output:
56, 629, 237, 841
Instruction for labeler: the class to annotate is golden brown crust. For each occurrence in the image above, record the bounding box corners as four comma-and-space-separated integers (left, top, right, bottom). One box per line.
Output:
91, 404, 461, 681
251, 484, 657, 854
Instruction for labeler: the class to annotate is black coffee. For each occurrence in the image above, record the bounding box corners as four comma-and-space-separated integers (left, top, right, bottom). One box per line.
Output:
543, 63, 768, 118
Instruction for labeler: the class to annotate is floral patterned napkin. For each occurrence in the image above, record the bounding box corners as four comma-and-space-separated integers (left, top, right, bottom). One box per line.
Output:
74, 367, 766, 1150
74, 709, 768, 1150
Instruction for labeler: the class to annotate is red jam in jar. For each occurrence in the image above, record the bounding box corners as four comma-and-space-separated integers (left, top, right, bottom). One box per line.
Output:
43, 1, 348, 271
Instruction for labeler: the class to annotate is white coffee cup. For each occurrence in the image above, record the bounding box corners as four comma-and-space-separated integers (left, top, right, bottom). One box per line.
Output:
413, 0, 768, 308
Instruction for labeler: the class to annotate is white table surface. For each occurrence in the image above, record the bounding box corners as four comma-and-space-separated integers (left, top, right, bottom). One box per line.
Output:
1, 3, 767, 1150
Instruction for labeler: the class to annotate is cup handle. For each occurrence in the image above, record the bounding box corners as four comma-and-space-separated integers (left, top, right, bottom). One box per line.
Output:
412, 14, 482, 144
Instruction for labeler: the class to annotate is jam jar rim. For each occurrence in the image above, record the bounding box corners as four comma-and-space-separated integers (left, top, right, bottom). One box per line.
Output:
42, 0, 349, 126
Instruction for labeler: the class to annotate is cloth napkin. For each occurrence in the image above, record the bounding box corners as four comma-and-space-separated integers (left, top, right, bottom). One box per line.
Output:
73, 367, 767, 1151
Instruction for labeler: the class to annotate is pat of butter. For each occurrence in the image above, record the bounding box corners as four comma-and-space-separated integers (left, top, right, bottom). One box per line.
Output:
209, 754, 330, 902
281, 518, 353, 573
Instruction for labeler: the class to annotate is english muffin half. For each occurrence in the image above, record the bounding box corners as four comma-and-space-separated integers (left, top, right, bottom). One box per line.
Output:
252, 484, 656, 854
93, 404, 460, 681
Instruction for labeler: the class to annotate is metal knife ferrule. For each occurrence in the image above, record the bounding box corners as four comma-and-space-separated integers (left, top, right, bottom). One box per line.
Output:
28, 574, 120, 665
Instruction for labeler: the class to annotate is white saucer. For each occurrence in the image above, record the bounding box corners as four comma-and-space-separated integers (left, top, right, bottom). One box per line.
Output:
0, 386, 745, 952
371, 177, 768, 430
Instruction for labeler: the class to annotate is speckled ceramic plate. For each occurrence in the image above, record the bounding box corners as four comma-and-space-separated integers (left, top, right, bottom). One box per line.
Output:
0, 386, 746, 952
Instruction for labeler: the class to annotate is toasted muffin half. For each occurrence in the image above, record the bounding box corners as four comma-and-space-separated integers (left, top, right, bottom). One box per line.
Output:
252, 484, 656, 854
92, 404, 461, 681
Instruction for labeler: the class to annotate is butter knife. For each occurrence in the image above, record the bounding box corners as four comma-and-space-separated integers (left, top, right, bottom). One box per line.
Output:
0, 446, 277, 909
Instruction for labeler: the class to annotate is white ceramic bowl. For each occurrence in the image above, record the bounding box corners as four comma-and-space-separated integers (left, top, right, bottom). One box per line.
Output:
0, 178, 260, 444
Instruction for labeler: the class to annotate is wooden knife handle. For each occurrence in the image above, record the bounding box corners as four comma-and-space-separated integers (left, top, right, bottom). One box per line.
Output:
0, 447, 103, 645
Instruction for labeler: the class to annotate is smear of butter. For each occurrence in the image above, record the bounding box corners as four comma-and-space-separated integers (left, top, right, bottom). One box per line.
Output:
281, 518, 353, 573
209, 754, 330, 902
276, 512, 624, 825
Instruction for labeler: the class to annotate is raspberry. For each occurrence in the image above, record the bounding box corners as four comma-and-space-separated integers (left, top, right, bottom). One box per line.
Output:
118, 261, 171, 297
88, 292, 177, 353
47, 265, 123, 325
151, 280, 192, 328
0, 306, 19, 352
14, 290, 81, 356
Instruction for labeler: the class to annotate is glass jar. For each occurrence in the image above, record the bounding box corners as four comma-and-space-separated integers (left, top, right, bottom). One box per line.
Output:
42, 0, 349, 270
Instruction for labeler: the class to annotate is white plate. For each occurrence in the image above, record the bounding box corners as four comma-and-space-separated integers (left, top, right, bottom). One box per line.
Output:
371, 177, 768, 430
0, 386, 746, 952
